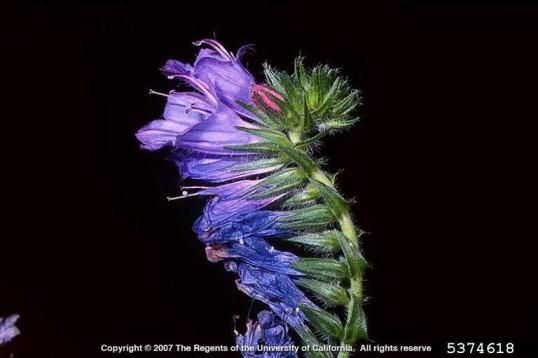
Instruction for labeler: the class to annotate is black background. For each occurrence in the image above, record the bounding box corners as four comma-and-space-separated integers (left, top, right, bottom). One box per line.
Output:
6, 1, 537, 357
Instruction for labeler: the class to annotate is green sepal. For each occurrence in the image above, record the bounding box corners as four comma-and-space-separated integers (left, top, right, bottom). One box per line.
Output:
277, 145, 317, 174
303, 96, 314, 131
236, 126, 291, 146
230, 156, 287, 173
311, 77, 341, 118
236, 126, 317, 173
294, 325, 334, 358
276, 204, 334, 230
282, 184, 319, 207
285, 230, 341, 253
300, 304, 344, 339
225, 142, 280, 154
309, 179, 349, 218
318, 118, 359, 133
294, 57, 309, 90
236, 101, 280, 129
296, 278, 349, 306
246, 167, 306, 200
343, 294, 368, 343
292, 258, 348, 280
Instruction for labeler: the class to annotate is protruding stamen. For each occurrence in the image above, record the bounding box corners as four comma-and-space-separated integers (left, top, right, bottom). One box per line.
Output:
166, 189, 203, 201
239, 238, 245, 245
148, 89, 169, 98
176, 75, 218, 106
180, 185, 209, 190
193, 39, 234, 61
269, 246, 275, 253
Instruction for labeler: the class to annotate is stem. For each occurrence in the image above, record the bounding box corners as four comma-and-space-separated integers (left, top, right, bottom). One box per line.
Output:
313, 169, 363, 356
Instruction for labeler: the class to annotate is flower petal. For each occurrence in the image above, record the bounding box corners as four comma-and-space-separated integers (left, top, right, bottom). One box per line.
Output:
175, 103, 261, 155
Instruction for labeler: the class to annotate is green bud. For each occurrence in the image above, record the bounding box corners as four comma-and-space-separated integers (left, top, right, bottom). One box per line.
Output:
294, 325, 334, 358
292, 258, 348, 280
276, 204, 334, 230
225, 141, 280, 154
246, 167, 306, 200
282, 184, 319, 207
285, 230, 341, 253
296, 278, 349, 306
230, 156, 287, 173
300, 304, 344, 339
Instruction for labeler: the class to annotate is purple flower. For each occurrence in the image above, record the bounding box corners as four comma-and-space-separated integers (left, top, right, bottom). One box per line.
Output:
0, 314, 20, 345
136, 76, 261, 154
225, 261, 313, 329
162, 39, 255, 106
173, 153, 280, 183
192, 180, 284, 228
135, 90, 214, 151
174, 102, 262, 155
237, 310, 297, 358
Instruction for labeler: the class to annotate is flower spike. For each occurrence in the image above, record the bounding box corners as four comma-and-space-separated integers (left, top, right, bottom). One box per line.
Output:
137, 40, 366, 357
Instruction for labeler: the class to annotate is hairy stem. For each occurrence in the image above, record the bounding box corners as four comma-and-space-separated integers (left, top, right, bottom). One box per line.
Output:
312, 167, 364, 357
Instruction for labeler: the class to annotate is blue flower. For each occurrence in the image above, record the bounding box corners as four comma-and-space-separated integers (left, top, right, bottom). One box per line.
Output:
237, 310, 297, 358
194, 210, 287, 245
225, 261, 313, 329
0, 314, 20, 345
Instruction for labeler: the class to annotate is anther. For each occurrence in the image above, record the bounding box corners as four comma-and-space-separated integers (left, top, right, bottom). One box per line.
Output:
148, 89, 169, 98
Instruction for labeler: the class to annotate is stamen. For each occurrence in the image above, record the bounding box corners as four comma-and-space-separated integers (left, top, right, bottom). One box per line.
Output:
193, 39, 234, 60
148, 89, 169, 98
176, 75, 218, 106
166, 189, 204, 201
269, 246, 275, 253
239, 238, 245, 245
180, 185, 209, 190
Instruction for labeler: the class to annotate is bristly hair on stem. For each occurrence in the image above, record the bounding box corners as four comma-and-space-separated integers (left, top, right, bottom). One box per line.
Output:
231, 58, 368, 357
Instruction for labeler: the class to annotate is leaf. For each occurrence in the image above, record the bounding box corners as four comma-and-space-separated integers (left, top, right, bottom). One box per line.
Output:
309, 179, 349, 218
300, 305, 344, 339
335, 231, 361, 278
343, 294, 368, 343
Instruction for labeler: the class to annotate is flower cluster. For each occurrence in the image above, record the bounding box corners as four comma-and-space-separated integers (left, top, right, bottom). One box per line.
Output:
0, 314, 20, 345
236, 310, 297, 358
137, 40, 367, 358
